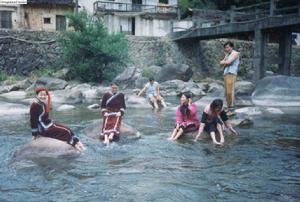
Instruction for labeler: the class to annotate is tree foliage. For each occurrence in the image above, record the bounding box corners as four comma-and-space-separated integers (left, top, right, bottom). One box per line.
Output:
59, 11, 128, 82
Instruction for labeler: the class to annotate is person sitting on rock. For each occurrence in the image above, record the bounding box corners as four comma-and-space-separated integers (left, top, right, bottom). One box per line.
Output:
30, 87, 85, 152
194, 99, 238, 145
137, 77, 166, 109
169, 93, 199, 140
100, 82, 126, 144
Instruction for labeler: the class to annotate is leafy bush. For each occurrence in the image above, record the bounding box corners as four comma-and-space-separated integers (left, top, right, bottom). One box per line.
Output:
0, 71, 8, 82
142, 68, 155, 78
59, 11, 128, 82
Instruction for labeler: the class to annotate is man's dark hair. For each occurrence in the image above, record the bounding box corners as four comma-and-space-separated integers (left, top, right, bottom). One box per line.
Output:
149, 77, 154, 82
223, 41, 234, 48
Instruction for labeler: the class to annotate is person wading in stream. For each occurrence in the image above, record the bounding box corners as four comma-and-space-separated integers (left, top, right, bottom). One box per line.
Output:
220, 41, 240, 116
30, 87, 85, 152
100, 82, 126, 144
138, 77, 166, 110
194, 99, 238, 145
168, 93, 199, 141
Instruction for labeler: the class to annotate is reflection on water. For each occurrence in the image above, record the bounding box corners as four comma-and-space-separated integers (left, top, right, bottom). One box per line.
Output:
0, 102, 299, 201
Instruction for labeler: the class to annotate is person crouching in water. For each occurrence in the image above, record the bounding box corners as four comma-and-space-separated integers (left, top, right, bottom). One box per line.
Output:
169, 93, 199, 140
194, 99, 238, 145
100, 82, 126, 144
138, 77, 166, 110
30, 87, 85, 152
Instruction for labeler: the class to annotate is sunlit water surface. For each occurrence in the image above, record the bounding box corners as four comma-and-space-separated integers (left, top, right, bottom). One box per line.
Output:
0, 98, 299, 202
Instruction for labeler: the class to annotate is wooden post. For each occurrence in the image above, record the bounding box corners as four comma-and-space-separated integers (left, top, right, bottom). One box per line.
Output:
270, 0, 275, 16
177, 7, 180, 20
230, 6, 236, 23
255, 7, 260, 19
75, 0, 78, 13
253, 29, 267, 82
170, 21, 174, 33
278, 28, 292, 75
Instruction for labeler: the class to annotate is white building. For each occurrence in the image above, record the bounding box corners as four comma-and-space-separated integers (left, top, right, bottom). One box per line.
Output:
92, 0, 192, 37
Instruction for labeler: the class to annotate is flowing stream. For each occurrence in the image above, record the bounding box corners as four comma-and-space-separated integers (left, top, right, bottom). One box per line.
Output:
0, 98, 299, 202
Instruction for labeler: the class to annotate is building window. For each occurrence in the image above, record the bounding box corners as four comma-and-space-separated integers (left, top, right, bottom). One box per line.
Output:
44, 17, 51, 24
159, 0, 169, 4
0, 11, 12, 29
132, 0, 142, 4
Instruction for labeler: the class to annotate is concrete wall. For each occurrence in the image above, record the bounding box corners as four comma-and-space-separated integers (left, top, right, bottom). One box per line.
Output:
0, 4, 73, 31
23, 5, 73, 31
78, 0, 94, 13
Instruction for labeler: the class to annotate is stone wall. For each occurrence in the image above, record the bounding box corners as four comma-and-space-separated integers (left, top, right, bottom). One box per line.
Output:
127, 36, 300, 81
0, 29, 299, 80
0, 30, 63, 75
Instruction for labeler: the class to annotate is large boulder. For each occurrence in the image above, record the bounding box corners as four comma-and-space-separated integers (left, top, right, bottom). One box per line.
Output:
160, 80, 206, 97
157, 63, 193, 82
194, 89, 224, 108
0, 101, 28, 117
48, 84, 108, 105
0, 91, 27, 100
35, 76, 68, 90
235, 81, 255, 96
252, 75, 300, 106
84, 120, 141, 140
51, 89, 83, 104
113, 66, 142, 88
13, 137, 79, 160
126, 95, 152, 108
56, 104, 75, 111
0, 79, 32, 92
134, 76, 149, 89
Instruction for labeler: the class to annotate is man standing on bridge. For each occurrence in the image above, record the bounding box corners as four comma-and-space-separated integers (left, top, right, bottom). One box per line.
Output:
220, 41, 240, 116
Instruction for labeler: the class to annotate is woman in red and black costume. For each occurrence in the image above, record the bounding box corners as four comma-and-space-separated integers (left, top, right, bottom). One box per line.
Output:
100, 82, 126, 144
30, 87, 85, 151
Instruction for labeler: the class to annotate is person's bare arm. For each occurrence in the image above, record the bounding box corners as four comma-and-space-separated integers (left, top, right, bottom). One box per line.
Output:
138, 86, 147, 96
220, 51, 239, 65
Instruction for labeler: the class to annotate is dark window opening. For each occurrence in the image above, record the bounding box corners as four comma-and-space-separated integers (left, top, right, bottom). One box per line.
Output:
44, 17, 51, 24
132, 0, 142, 4
0, 11, 12, 29
159, 0, 169, 4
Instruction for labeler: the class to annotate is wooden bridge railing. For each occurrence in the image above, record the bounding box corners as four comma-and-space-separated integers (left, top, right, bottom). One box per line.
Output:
186, 0, 300, 30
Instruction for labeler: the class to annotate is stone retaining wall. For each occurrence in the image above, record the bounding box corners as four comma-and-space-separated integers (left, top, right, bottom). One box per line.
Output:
0, 29, 299, 80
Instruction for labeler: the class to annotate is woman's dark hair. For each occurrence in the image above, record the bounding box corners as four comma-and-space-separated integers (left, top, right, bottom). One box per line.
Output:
181, 92, 191, 99
223, 41, 234, 48
180, 104, 190, 117
210, 99, 223, 112
110, 81, 119, 86
180, 92, 192, 117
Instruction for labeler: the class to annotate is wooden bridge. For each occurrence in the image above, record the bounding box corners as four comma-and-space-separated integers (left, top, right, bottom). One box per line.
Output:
171, 0, 300, 81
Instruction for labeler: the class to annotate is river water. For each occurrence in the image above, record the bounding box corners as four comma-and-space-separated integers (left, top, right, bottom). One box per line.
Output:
0, 99, 299, 202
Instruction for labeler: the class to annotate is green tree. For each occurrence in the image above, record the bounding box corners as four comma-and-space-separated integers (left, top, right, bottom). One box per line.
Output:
59, 11, 128, 82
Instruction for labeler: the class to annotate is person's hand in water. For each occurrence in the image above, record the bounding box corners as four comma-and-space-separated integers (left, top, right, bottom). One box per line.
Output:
229, 128, 238, 136
75, 141, 86, 152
